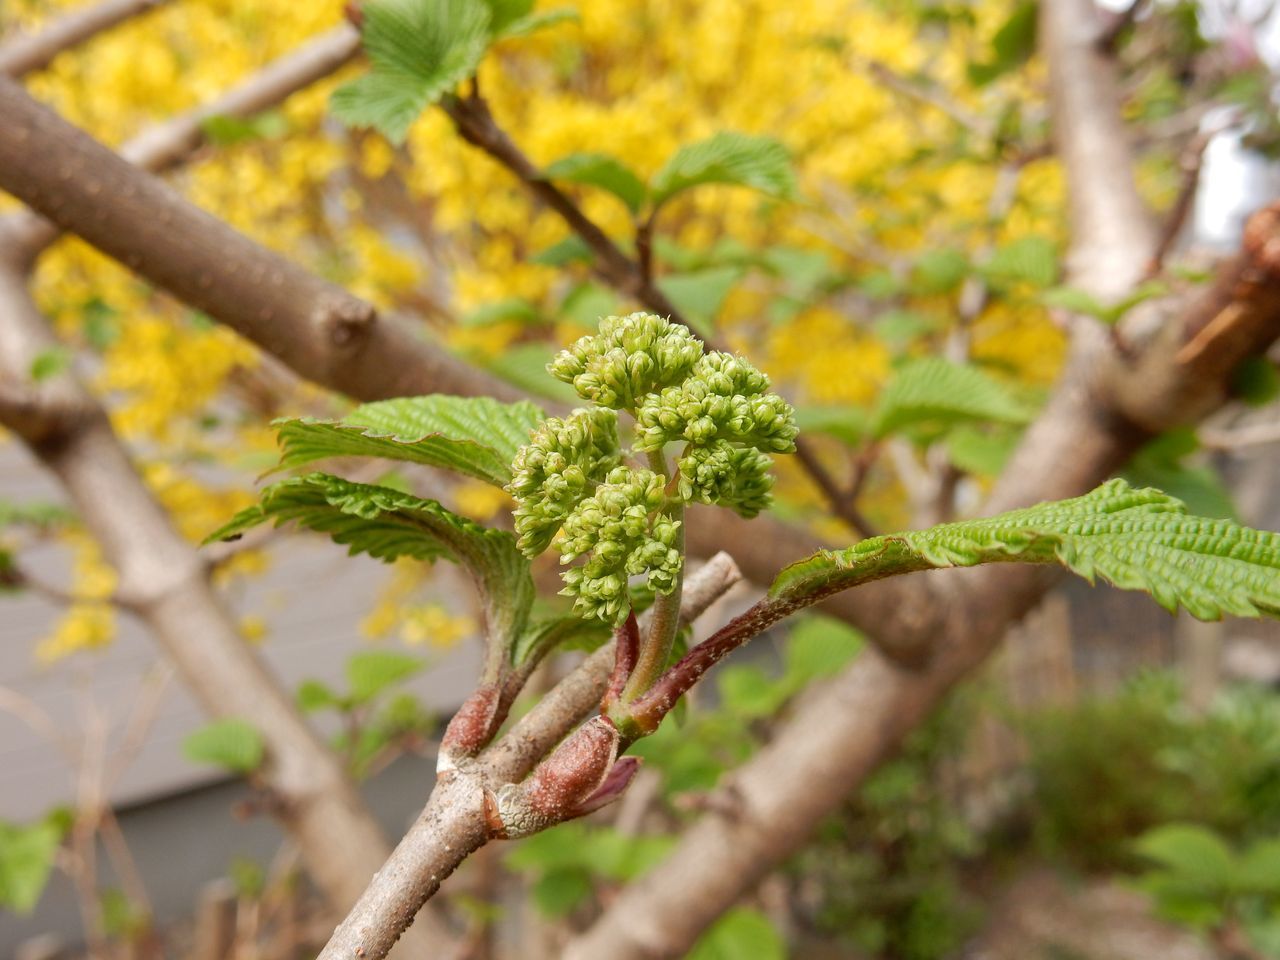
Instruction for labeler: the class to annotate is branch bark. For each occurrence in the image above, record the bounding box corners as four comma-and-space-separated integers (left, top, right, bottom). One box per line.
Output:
317, 553, 743, 960
0, 74, 518, 405
0, 70, 917, 662
0, 0, 168, 79
0, 257, 454, 954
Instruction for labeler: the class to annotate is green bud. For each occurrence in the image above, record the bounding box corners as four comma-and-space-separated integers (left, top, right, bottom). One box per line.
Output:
634, 351, 799, 454
557, 467, 683, 623
507, 407, 621, 557
676, 441, 775, 518
548, 313, 704, 409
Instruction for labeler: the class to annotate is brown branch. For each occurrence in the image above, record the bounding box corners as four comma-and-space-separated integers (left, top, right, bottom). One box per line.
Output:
3, 25, 363, 269
858, 57, 995, 140
1142, 124, 1220, 280
317, 553, 743, 960
0, 74, 517, 405
1096, 0, 1150, 54
0, 253, 454, 959
444, 91, 876, 537
0, 0, 169, 78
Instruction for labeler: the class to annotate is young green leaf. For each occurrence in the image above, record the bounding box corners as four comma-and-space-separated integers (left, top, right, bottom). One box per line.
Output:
981, 235, 1058, 288
347, 650, 425, 704
770, 479, 1280, 623
871, 357, 1033, 438
792, 405, 868, 446
29, 347, 71, 382
496, 7, 579, 39
331, 0, 491, 143
460, 297, 542, 328
0, 817, 63, 914
183, 719, 265, 774
204, 474, 535, 648
687, 907, 786, 960
273, 395, 544, 488
650, 132, 797, 208
656, 265, 744, 336
543, 152, 647, 213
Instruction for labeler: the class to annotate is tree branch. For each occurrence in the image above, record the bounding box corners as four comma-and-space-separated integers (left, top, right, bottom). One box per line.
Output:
317, 553, 743, 960
443, 91, 878, 539
0, 0, 169, 79
3, 24, 363, 261
0, 74, 518, 405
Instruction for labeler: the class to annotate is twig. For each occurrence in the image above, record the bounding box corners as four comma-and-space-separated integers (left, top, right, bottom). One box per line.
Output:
0, 0, 169, 79
1143, 122, 1227, 279
1200, 417, 1280, 450
1096, 0, 1150, 54
317, 553, 743, 960
444, 90, 878, 536
857, 57, 994, 140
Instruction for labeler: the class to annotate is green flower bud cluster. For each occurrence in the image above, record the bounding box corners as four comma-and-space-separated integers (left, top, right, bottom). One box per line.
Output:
507, 407, 621, 556
547, 312, 704, 410
676, 441, 774, 518
634, 352, 798, 454
507, 313, 798, 621
557, 468, 682, 623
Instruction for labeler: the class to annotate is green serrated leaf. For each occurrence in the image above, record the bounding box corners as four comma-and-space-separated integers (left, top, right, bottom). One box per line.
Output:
872, 358, 1033, 438
512, 613, 611, 667
1238, 838, 1280, 894
657, 265, 744, 336
482, 342, 581, 404
297, 679, 341, 713
531, 235, 594, 266
1136, 824, 1236, 892
651, 132, 797, 208
560, 281, 619, 328
770, 478, 1280, 624
947, 424, 1022, 477
205, 474, 535, 649
479, 0, 532, 35
688, 907, 786, 960
183, 719, 265, 774
982, 235, 1058, 288
497, 7, 578, 39
273, 395, 544, 488
347, 650, 425, 704
0, 818, 63, 914
968, 0, 1038, 86
792, 405, 868, 445
544, 151, 647, 213
783, 615, 863, 689
911, 248, 969, 295
331, 0, 491, 143
460, 297, 542, 328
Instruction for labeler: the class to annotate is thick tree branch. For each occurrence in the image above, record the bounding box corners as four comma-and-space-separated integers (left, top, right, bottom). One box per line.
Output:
3, 25, 363, 261
0, 256, 454, 955
317, 554, 742, 960
0, 0, 168, 79
0, 70, 911, 662
1043, 0, 1156, 296
0, 75, 518, 405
